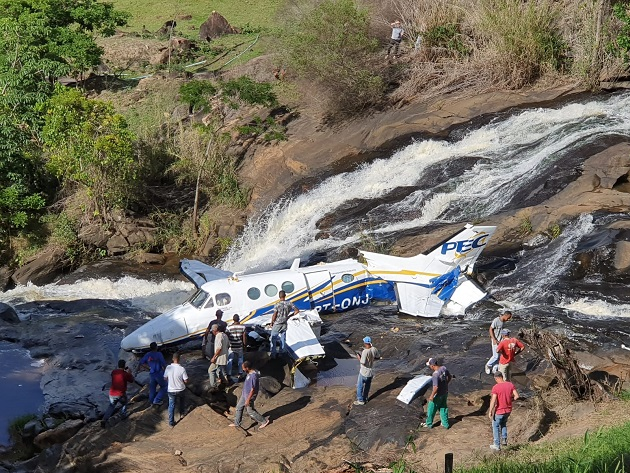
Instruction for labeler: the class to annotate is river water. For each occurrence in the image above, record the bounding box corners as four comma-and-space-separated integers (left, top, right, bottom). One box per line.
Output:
1, 91, 630, 445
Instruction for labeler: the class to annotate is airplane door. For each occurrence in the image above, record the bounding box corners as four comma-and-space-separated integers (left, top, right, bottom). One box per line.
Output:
304, 270, 335, 311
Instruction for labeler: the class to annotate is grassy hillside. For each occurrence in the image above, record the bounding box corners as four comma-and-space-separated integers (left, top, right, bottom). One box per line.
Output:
110, 0, 282, 33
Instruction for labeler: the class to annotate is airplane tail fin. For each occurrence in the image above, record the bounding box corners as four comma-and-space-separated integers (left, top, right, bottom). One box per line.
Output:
426, 224, 496, 272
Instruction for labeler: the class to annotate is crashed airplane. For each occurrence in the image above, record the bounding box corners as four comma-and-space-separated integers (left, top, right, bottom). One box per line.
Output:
121, 224, 496, 354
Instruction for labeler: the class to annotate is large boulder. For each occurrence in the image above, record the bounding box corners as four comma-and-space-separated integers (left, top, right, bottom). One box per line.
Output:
11, 247, 66, 286
77, 224, 113, 247
33, 419, 83, 450
0, 302, 19, 324
106, 234, 129, 256
199, 11, 239, 41
614, 240, 630, 271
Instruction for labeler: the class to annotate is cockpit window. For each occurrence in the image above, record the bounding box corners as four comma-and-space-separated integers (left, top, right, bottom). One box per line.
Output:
189, 290, 209, 309
215, 293, 231, 306
203, 297, 214, 309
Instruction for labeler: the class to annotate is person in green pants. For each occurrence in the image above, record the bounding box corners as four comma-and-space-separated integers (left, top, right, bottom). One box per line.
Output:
421, 357, 452, 429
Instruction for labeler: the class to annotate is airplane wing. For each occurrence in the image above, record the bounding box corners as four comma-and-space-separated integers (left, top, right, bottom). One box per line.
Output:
179, 259, 233, 288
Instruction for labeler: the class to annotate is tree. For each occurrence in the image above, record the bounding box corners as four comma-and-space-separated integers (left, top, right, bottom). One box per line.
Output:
42, 88, 139, 217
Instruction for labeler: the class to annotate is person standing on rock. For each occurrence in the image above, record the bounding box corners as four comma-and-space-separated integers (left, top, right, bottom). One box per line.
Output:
386, 20, 405, 58
164, 351, 188, 427
137, 342, 167, 406
485, 311, 512, 374
496, 329, 524, 381
421, 357, 452, 429
488, 371, 519, 451
354, 336, 380, 406
229, 361, 270, 430
226, 314, 247, 378
208, 324, 230, 388
101, 359, 134, 427
202, 309, 227, 360
270, 290, 299, 358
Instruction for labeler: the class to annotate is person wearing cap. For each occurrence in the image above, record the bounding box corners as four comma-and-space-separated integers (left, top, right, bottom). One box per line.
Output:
488, 371, 519, 450
354, 336, 380, 406
387, 20, 405, 58
495, 329, 524, 381
485, 311, 512, 375
202, 309, 228, 359
421, 358, 452, 429
208, 324, 230, 388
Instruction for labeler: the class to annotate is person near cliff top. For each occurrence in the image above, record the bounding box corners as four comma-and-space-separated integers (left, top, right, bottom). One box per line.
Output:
164, 351, 188, 427
101, 359, 134, 428
202, 309, 228, 360
137, 342, 167, 406
488, 371, 519, 451
421, 357, 452, 429
226, 314, 247, 378
496, 329, 524, 381
485, 311, 512, 374
208, 324, 230, 388
386, 20, 405, 58
229, 361, 270, 430
354, 336, 380, 406
270, 290, 299, 358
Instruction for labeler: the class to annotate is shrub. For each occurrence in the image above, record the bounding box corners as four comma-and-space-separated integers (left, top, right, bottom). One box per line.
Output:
220, 76, 278, 109
283, 0, 384, 116
423, 23, 470, 57
179, 80, 218, 113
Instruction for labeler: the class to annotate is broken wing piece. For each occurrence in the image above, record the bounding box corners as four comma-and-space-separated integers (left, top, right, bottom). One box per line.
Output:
285, 310, 325, 360
179, 259, 233, 288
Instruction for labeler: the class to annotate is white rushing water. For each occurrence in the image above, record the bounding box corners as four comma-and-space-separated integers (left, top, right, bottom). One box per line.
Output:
0, 276, 193, 317
223, 92, 630, 272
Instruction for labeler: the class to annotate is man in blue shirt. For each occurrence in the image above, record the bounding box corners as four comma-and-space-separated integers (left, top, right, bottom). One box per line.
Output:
421, 357, 452, 429
137, 342, 167, 406
229, 361, 270, 430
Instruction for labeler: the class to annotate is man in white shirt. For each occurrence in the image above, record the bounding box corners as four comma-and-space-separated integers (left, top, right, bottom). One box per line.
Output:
354, 336, 380, 406
485, 311, 512, 374
387, 20, 404, 58
164, 351, 188, 427
208, 324, 230, 388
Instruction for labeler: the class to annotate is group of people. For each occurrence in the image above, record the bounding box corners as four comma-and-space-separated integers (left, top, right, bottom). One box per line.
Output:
354, 310, 525, 451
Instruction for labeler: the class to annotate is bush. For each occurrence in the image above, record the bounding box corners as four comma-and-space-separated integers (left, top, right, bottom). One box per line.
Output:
424, 23, 470, 57
283, 0, 385, 116
179, 80, 218, 113
220, 76, 278, 109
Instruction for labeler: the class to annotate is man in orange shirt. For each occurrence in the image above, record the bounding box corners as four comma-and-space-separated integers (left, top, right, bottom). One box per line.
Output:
101, 359, 135, 427
495, 329, 524, 381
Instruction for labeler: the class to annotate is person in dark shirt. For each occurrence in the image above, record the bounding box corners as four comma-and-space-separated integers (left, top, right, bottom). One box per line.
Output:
421, 357, 452, 429
229, 361, 270, 429
270, 291, 298, 358
101, 359, 134, 427
201, 309, 228, 359
137, 342, 167, 406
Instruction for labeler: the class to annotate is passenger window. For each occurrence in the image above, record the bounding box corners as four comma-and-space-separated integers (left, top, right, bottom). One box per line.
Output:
265, 284, 278, 297
215, 293, 231, 306
281, 281, 295, 294
341, 274, 354, 283
203, 297, 214, 309
247, 287, 261, 300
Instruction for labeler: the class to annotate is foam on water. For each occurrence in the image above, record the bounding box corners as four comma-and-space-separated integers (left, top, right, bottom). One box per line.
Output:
223, 93, 630, 272
0, 276, 193, 315
559, 298, 630, 318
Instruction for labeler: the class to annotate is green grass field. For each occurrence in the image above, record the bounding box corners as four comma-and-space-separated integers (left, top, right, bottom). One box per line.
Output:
110, 0, 282, 33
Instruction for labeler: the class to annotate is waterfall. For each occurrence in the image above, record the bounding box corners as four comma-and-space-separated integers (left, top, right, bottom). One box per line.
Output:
223, 93, 630, 272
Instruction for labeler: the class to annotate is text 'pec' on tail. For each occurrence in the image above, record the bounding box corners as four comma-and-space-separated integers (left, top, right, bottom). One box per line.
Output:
427, 224, 496, 271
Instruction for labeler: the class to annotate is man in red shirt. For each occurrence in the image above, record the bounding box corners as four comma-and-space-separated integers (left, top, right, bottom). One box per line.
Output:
488, 371, 519, 450
101, 359, 135, 428
495, 329, 524, 381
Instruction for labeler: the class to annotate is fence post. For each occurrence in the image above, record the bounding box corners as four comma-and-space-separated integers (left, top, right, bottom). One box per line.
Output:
445, 452, 453, 473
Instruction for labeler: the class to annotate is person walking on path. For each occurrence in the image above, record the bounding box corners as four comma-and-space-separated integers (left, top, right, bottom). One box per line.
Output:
101, 359, 134, 427
354, 336, 380, 406
270, 290, 298, 358
208, 324, 230, 387
386, 20, 405, 58
164, 351, 188, 427
226, 314, 247, 378
496, 329, 524, 381
421, 357, 452, 429
229, 361, 270, 430
202, 309, 227, 359
137, 342, 167, 406
485, 311, 512, 374
488, 371, 519, 450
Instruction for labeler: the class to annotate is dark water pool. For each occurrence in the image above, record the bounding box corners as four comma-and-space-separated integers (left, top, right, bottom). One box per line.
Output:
0, 341, 44, 446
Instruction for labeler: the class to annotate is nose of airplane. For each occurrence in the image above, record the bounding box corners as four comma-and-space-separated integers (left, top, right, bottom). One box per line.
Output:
120, 327, 153, 351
